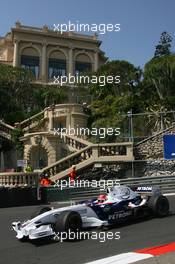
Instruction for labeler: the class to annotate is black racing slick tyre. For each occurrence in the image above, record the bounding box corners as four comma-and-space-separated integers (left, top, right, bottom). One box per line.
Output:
31, 206, 52, 219
54, 211, 82, 240
148, 195, 169, 217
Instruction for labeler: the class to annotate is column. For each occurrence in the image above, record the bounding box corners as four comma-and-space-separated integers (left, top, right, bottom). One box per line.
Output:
13, 40, 19, 67
94, 50, 99, 71
66, 112, 71, 129
49, 114, 54, 130
68, 45, 73, 76
41, 43, 47, 82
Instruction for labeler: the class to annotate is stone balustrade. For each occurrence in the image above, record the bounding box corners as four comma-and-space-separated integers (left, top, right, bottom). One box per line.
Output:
44, 104, 86, 118
0, 172, 39, 187
42, 146, 93, 177
19, 110, 45, 130
61, 134, 91, 150
0, 142, 133, 186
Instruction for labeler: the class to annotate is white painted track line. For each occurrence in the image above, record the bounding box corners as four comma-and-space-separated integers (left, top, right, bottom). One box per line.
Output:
85, 252, 152, 264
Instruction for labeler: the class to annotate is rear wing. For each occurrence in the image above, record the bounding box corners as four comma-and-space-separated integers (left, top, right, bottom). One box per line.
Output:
134, 186, 161, 196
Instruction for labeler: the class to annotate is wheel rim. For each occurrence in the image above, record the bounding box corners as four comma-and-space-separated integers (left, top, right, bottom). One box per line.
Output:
67, 214, 82, 231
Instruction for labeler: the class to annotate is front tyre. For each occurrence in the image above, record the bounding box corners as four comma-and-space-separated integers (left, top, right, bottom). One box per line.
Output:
54, 211, 82, 241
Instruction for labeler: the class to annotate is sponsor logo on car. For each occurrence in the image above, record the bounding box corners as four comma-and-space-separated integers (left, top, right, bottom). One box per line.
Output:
108, 210, 132, 220
38, 232, 47, 236
137, 186, 152, 192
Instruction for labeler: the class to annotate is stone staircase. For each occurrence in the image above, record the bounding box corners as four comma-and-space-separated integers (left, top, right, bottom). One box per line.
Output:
0, 106, 133, 181
22, 127, 133, 181
41, 142, 133, 181
2, 110, 175, 183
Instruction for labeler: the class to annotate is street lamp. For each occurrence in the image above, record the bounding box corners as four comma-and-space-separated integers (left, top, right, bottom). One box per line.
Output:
127, 109, 133, 142
127, 109, 134, 178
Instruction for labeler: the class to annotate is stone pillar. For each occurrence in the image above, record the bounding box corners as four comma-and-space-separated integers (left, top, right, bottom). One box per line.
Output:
66, 111, 72, 129
23, 145, 31, 161
68, 45, 73, 76
47, 139, 57, 165
127, 144, 134, 160
41, 43, 47, 82
48, 150, 57, 165
13, 40, 19, 67
94, 50, 99, 71
49, 112, 54, 130
92, 146, 99, 158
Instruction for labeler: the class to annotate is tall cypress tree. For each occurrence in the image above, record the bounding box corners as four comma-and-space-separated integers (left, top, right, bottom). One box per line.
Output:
154, 31, 172, 58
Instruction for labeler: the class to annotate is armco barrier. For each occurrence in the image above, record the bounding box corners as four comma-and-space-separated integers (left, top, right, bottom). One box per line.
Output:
41, 186, 94, 203
117, 175, 175, 194
0, 187, 41, 208
41, 175, 175, 203
1, 175, 175, 206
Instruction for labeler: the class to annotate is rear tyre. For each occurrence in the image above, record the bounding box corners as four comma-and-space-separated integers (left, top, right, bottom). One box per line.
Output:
31, 206, 51, 219
54, 211, 82, 241
148, 195, 169, 217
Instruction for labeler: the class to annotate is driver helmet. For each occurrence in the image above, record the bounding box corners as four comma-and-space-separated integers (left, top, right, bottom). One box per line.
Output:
97, 194, 107, 203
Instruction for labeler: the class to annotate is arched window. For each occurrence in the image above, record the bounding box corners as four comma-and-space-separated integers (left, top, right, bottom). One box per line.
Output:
21, 47, 40, 78
48, 50, 66, 79
75, 53, 92, 75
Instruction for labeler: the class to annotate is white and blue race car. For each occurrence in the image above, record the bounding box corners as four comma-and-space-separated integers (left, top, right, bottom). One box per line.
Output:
12, 185, 169, 241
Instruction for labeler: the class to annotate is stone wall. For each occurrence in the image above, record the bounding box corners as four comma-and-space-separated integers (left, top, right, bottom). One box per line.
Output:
135, 123, 175, 176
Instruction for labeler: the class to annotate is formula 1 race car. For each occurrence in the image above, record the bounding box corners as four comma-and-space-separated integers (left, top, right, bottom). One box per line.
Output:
12, 185, 169, 241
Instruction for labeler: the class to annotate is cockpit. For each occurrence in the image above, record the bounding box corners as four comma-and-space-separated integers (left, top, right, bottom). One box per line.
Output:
97, 186, 139, 204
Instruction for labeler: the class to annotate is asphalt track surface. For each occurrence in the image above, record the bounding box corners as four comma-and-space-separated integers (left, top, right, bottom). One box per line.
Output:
0, 196, 175, 264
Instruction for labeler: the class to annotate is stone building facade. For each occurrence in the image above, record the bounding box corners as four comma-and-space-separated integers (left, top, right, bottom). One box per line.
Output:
0, 22, 109, 171
0, 21, 106, 84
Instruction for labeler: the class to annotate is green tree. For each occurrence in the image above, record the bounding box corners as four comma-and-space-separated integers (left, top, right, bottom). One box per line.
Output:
11, 128, 24, 159
154, 31, 172, 58
88, 60, 143, 142
0, 64, 67, 124
143, 54, 175, 103
40, 85, 67, 107
0, 64, 34, 123
89, 60, 141, 100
